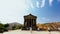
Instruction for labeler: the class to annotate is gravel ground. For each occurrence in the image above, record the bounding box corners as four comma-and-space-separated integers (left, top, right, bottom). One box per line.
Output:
3, 29, 60, 34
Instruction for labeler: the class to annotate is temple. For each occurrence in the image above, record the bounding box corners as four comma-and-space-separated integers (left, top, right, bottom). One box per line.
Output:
22, 14, 37, 30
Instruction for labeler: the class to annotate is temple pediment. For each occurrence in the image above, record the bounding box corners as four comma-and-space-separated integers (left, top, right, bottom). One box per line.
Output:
24, 14, 37, 19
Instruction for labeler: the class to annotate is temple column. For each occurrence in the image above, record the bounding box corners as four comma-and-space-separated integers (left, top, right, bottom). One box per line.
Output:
31, 19, 32, 27
27, 19, 29, 27
26, 19, 27, 27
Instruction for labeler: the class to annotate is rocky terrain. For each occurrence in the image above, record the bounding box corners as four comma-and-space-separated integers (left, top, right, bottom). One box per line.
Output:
37, 22, 60, 31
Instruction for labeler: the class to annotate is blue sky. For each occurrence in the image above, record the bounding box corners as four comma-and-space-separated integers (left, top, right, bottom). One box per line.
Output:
0, 0, 60, 24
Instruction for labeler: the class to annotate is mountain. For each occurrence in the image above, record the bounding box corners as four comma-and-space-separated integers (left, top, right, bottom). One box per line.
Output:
7, 22, 23, 30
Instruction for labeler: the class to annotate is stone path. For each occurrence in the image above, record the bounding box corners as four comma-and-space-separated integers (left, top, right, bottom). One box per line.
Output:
3, 29, 60, 34
0, 33, 3, 34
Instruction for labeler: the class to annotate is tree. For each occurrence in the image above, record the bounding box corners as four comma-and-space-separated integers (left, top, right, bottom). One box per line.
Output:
4, 23, 9, 28
0, 23, 4, 33
4, 24, 9, 31
16, 24, 23, 29
12, 26, 17, 30
12, 24, 23, 30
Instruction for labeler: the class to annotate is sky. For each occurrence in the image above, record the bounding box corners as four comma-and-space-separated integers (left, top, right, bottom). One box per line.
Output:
0, 0, 60, 24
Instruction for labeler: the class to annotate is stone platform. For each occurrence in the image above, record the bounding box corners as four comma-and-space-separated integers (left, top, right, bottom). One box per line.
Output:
3, 29, 60, 34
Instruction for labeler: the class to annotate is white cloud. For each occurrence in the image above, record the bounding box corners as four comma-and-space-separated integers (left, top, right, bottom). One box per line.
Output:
0, 0, 29, 24
41, 17, 50, 21
40, 0, 45, 8
49, 0, 53, 6
30, 3, 34, 8
26, 0, 34, 9
39, 17, 50, 24
36, 1, 39, 8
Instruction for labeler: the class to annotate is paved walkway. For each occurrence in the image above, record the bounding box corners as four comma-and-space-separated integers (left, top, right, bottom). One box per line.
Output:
3, 29, 60, 34
0, 33, 3, 34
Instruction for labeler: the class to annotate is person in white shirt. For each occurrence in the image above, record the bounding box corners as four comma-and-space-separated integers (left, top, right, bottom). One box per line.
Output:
30, 27, 32, 33
37, 28, 40, 31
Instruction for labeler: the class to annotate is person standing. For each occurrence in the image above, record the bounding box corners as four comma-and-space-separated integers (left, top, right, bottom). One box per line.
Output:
30, 27, 32, 33
37, 28, 40, 31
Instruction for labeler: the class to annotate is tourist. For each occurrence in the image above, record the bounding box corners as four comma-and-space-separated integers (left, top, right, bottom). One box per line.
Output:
30, 27, 32, 33
37, 28, 40, 31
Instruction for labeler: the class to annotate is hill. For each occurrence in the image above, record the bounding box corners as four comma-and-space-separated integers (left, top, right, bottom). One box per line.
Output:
37, 22, 60, 31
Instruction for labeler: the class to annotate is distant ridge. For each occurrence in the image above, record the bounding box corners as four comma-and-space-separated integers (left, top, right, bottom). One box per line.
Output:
37, 22, 60, 31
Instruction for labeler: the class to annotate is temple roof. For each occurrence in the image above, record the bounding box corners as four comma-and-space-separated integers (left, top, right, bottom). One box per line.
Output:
24, 14, 37, 18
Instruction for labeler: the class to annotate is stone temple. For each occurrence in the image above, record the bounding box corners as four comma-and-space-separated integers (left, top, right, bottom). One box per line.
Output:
22, 14, 37, 30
